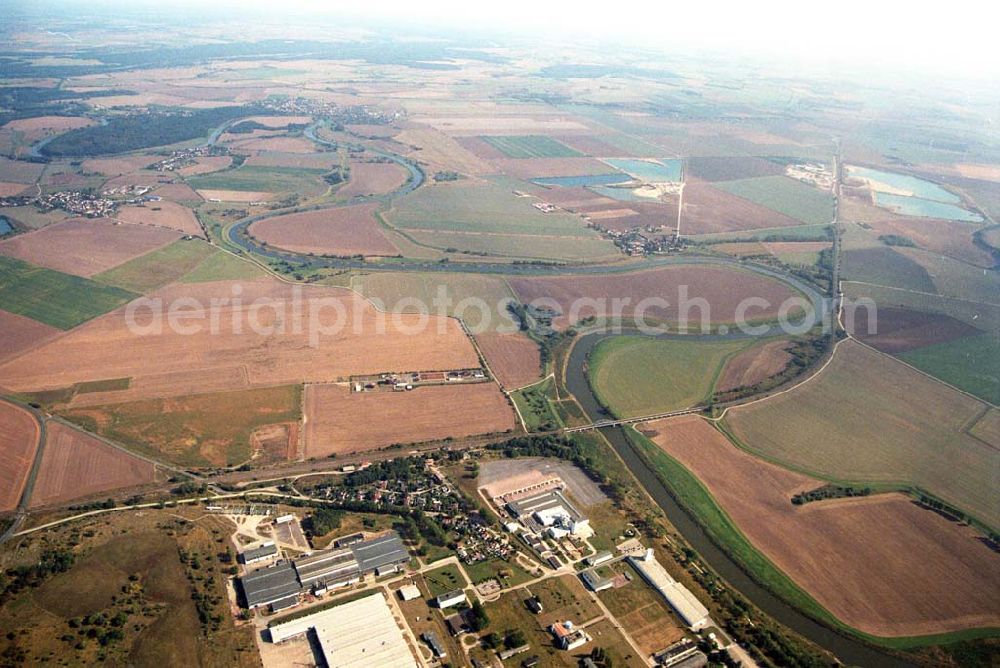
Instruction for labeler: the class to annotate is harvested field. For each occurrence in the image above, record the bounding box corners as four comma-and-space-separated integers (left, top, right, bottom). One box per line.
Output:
0, 309, 59, 363
244, 152, 338, 169
177, 156, 233, 176
152, 182, 203, 202
28, 422, 155, 508
0, 218, 180, 277
394, 127, 492, 175
81, 156, 157, 176
480, 135, 582, 159
848, 306, 980, 354
644, 415, 1000, 637
419, 117, 589, 135
240, 115, 312, 128
303, 382, 514, 456
248, 203, 398, 256
725, 341, 999, 527
234, 136, 316, 153
0, 278, 481, 402
475, 332, 541, 389
406, 229, 618, 262
61, 385, 301, 467
195, 189, 273, 202
337, 161, 408, 197
115, 200, 204, 237
0, 157, 44, 184
681, 181, 804, 234
2, 115, 95, 134
686, 156, 787, 182
716, 339, 792, 392
761, 241, 831, 266
508, 265, 800, 329
952, 163, 1000, 182
0, 400, 40, 511
491, 157, 613, 180
867, 217, 993, 267
0, 182, 29, 197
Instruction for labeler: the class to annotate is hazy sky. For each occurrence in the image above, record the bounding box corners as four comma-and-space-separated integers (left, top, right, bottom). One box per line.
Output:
244, 0, 999, 79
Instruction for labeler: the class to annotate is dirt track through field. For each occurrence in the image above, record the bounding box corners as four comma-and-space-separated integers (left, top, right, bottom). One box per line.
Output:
643, 415, 1000, 637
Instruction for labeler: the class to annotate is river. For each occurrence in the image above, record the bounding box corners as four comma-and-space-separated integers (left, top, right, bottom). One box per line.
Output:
564, 331, 912, 667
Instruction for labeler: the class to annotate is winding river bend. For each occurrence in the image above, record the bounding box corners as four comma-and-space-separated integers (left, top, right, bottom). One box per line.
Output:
565, 332, 911, 668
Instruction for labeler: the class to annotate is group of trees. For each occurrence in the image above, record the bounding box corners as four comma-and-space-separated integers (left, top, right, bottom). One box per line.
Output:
0, 548, 74, 602
791, 484, 871, 505
303, 508, 344, 536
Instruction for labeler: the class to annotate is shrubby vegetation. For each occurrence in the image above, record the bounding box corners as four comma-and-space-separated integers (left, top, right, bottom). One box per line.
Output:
791, 484, 872, 505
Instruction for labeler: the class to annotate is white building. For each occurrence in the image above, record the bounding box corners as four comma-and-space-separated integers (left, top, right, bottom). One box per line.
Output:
629, 549, 710, 631
434, 589, 467, 609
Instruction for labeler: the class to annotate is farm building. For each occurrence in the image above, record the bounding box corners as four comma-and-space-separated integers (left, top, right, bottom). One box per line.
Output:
549, 621, 590, 651
628, 549, 711, 631
398, 584, 421, 601
239, 562, 301, 609
239, 541, 278, 565
435, 589, 467, 609
268, 593, 417, 667
585, 550, 613, 567
508, 489, 591, 538
580, 569, 614, 592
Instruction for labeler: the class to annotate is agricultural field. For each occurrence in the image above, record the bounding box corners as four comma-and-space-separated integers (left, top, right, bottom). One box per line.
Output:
186, 164, 329, 196
28, 422, 157, 508
177, 249, 267, 283
0, 278, 481, 401
405, 229, 620, 261
685, 156, 787, 182
508, 265, 801, 329
841, 246, 937, 293
60, 385, 302, 467
176, 155, 232, 176
681, 182, 805, 234
337, 161, 408, 197
114, 201, 204, 237
588, 336, 750, 417
0, 309, 59, 363
248, 203, 399, 257
0, 218, 181, 277
598, 562, 688, 654
864, 216, 993, 267
93, 238, 217, 293
724, 341, 999, 528
898, 334, 1000, 405
847, 306, 980, 354
0, 400, 40, 511
479, 135, 583, 158
475, 332, 541, 389
716, 338, 793, 392
0, 256, 137, 330
302, 382, 515, 456
640, 415, 1000, 637
714, 175, 835, 225
350, 270, 519, 333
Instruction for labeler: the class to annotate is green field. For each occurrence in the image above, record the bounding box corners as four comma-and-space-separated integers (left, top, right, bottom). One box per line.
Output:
187, 165, 329, 194
844, 281, 1000, 332
900, 247, 1000, 305
350, 271, 517, 331
511, 376, 562, 431
692, 223, 833, 243
422, 564, 468, 597
841, 247, 937, 293
715, 175, 834, 224
60, 385, 302, 468
588, 336, 749, 418
407, 229, 619, 261
480, 135, 582, 158
0, 256, 137, 329
178, 249, 267, 283
94, 238, 217, 293
724, 341, 999, 528
900, 334, 1000, 405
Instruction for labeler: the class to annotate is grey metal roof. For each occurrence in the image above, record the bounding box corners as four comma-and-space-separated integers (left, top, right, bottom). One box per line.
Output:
294, 547, 359, 587
351, 532, 409, 573
507, 490, 583, 523
240, 562, 301, 607
241, 542, 278, 562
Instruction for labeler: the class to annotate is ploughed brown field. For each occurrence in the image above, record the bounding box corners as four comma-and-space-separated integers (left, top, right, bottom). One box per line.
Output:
337, 161, 408, 197
115, 200, 205, 237
177, 156, 233, 177
248, 203, 398, 256
28, 422, 155, 508
303, 382, 515, 456
508, 265, 800, 328
716, 339, 791, 392
475, 332, 541, 389
0, 279, 480, 402
642, 415, 1000, 637
152, 182, 204, 202
0, 400, 40, 511
81, 156, 158, 176
847, 306, 980, 354
2, 115, 95, 134
0, 309, 59, 363
0, 182, 30, 197
682, 180, 802, 234
0, 218, 180, 277
234, 136, 316, 153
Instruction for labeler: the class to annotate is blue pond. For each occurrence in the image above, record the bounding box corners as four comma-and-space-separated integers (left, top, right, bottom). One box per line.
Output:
0, 216, 13, 236
875, 193, 983, 223
531, 173, 631, 188
603, 158, 683, 182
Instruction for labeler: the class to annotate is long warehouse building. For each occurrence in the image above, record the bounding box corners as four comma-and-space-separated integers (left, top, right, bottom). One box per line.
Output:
628, 549, 711, 631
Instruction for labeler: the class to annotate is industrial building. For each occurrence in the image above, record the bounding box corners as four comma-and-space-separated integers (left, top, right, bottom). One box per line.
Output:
238, 531, 410, 610
267, 593, 417, 667
239, 541, 278, 565
434, 589, 467, 609
507, 489, 591, 539
628, 549, 711, 631
398, 584, 421, 601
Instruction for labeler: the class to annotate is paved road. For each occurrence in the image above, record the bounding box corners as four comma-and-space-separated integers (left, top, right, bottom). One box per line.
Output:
0, 398, 47, 543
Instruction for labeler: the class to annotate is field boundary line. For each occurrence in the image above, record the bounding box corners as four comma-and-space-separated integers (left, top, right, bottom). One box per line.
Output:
843, 280, 1000, 307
